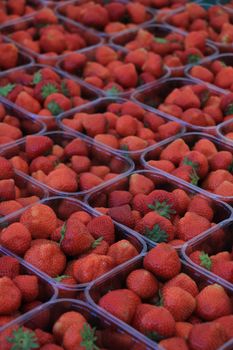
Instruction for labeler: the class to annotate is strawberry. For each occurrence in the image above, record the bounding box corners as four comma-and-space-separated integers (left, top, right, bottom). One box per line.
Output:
132, 193, 149, 216
137, 306, 176, 340
107, 239, 138, 266
188, 322, 228, 350
162, 287, 196, 321
0, 277, 22, 315
0, 156, 14, 179
108, 191, 132, 208
53, 311, 86, 342
148, 160, 175, 173
13, 275, 38, 302
163, 273, 199, 297
15, 91, 41, 114
0, 222, 31, 256
0, 179, 15, 201
25, 135, 53, 159
113, 63, 138, 88
209, 151, 233, 171
213, 315, 233, 339
160, 139, 190, 166
187, 195, 214, 221
129, 173, 154, 195
72, 254, 114, 284
177, 212, 211, 241
0, 200, 23, 217
79, 172, 103, 191
0, 256, 19, 278
172, 189, 191, 215
175, 322, 193, 339
87, 215, 115, 245
196, 284, 232, 321
211, 260, 233, 284
159, 337, 189, 350
20, 204, 57, 239
60, 218, 94, 256
126, 269, 159, 299
146, 190, 177, 220
180, 151, 209, 179
108, 204, 135, 229
143, 243, 181, 280
44, 93, 72, 116
193, 139, 218, 159
24, 241, 66, 277
202, 169, 233, 192
99, 289, 141, 324
136, 210, 175, 243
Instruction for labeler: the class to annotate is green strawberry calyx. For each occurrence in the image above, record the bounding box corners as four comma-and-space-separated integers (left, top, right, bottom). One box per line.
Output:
0, 83, 15, 97
59, 222, 67, 244
199, 251, 212, 271
225, 103, 233, 116
145, 224, 169, 243
33, 71, 42, 84
146, 331, 164, 342
7, 327, 39, 350
92, 236, 104, 248
80, 324, 99, 350
182, 157, 198, 170
41, 83, 58, 99
61, 81, 70, 97
105, 86, 121, 96
190, 169, 200, 186
47, 100, 64, 116
148, 200, 176, 219
228, 161, 233, 173
54, 274, 71, 282
188, 54, 201, 64
154, 37, 168, 44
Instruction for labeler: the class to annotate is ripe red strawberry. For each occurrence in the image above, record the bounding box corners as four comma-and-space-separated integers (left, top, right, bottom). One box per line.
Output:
146, 190, 177, 220
211, 260, 233, 284
13, 275, 39, 302
0, 222, 31, 256
135, 212, 175, 243
72, 254, 114, 283
60, 218, 94, 256
0, 157, 14, 180
159, 337, 189, 350
99, 289, 141, 324
107, 239, 138, 266
25, 135, 53, 159
126, 269, 159, 299
108, 191, 133, 208
143, 243, 181, 280
196, 284, 232, 321
162, 286, 196, 321
177, 212, 211, 241
87, 215, 115, 244
213, 315, 233, 339
137, 306, 176, 340
160, 139, 190, 166
0, 179, 15, 201
108, 204, 135, 229
180, 151, 209, 179
0, 256, 20, 278
132, 193, 150, 215
188, 322, 228, 350
187, 195, 214, 221
163, 273, 199, 297
129, 174, 154, 195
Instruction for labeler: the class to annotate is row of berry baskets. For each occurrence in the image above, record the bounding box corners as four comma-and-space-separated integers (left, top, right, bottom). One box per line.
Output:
0, 1, 233, 349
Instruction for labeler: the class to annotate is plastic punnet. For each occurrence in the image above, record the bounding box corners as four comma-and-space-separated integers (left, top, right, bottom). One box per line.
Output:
0, 130, 134, 197
84, 169, 232, 251
132, 77, 228, 134
0, 64, 101, 130
0, 246, 57, 332
1, 12, 103, 66
85, 253, 233, 348
217, 119, 233, 145
110, 24, 219, 77
56, 44, 171, 98
0, 196, 146, 294
0, 298, 157, 349
182, 219, 233, 290
58, 97, 186, 164
141, 132, 233, 203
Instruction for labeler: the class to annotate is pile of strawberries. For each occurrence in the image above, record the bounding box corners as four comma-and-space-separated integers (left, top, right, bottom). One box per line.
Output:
86, 171, 232, 246
0, 0, 233, 349
91, 243, 233, 350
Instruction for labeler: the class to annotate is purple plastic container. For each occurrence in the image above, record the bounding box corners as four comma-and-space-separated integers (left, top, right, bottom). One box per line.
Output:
217, 119, 233, 145
56, 0, 155, 39
0, 99, 46, 150
85, 253, 233, 349
0, 11, 103, 66
141, 132, 233, 204
57, 44, 171, 98
84, 169, 232, 252
0, 130, 134, 197
182, 219, 233, 290
164, 2, 233, 53
0, 246, 57, 332
185, 53, 233, 94
0, 64, 101, 130
0, 196, 146, 295
58, 97, 186, 164
110, 24, 218, 77
0, 0, 44, 28
132, 77, 228, 135
0, 298, 157, 349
